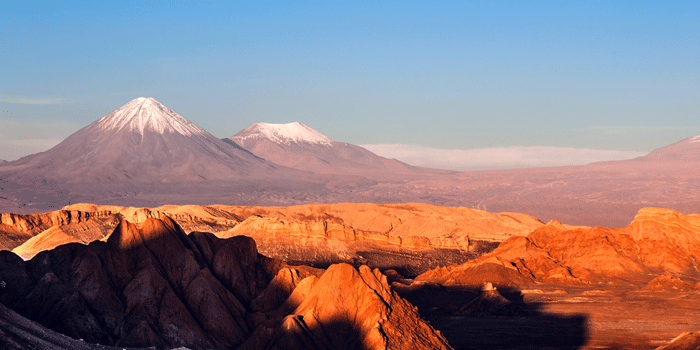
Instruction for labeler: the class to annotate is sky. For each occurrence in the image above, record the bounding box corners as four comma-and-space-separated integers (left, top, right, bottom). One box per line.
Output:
1, 1, 698, 167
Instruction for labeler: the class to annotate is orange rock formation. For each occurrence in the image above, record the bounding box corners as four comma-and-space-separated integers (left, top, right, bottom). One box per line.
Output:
416, 208, 700, 287
3, 202, 547, 275
0, 216, 452, 349
656, 332, 700, 350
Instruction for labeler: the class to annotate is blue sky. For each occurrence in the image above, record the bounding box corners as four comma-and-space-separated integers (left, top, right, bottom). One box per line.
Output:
1, 1, 698, 163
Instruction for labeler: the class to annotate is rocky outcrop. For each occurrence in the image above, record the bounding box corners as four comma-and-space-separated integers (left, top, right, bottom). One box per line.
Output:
0, 209, 118, 251
11, 226, 83, 260
241, 264, 452, 350
191, 203, 543, 276
656, 332, 700, 350
1, 217, 260, 349
0, 216, 451, 349
642, 274, 697, 291
5, 202, 547, 276
416, 208, 700, 288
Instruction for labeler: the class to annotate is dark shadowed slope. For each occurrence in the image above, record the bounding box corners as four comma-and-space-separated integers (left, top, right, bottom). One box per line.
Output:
0, 216, 452, 350
227, 122, 450, 178
0, 302, 147, 350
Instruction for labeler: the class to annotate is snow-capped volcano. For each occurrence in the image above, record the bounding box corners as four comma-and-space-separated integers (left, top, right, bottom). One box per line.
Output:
227, 122, 442, 177
2, 97, 273, 183
93, 97, 208, 137
231, 122, 333, 146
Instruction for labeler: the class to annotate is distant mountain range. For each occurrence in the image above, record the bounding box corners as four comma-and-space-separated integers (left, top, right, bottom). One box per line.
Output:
1, 97, 698, 227
227, 122, 446, 177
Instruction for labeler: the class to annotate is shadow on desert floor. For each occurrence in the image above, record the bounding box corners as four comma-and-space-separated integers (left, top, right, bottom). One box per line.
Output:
399, 286, 589, 350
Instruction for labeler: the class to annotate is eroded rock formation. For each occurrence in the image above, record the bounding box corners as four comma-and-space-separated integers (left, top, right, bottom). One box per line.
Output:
656, 332, 700, 350
0, 216, 451, 349
416, 208, 700, 288
4, 202, 547, 275
0, 210, 119, 251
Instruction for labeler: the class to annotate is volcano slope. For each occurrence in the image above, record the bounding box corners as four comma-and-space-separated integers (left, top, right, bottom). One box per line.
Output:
0, 216, 451, 350
3, 202, 547, 276
401, 207, 700, 349
226, 122, 447, 179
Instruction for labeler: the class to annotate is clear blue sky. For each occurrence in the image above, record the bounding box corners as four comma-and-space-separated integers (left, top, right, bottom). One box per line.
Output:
1, 1, 698, 160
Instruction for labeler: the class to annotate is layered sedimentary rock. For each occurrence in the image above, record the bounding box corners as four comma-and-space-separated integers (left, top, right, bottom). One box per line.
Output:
218, 203, 545, 276
0, 216, 451, 349
0, 210, 119, 252
4, 202, 547, 275
241, 264, 452, 350
416, 208, 700, 287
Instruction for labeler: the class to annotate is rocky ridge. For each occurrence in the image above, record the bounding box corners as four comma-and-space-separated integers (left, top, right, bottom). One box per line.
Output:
656, 332, 700, 350
0, 216, 451, 349
415, 207, 700, 288
0, 210, 119, 254
3, 203, 547, 275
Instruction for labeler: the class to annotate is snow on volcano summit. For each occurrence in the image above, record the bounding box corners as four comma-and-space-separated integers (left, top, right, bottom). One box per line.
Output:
232, 122, 333, 146
94, 97, 208, 137
1, 97, 272, 184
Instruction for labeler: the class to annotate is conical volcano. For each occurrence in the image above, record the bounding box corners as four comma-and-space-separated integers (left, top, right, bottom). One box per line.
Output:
226, 121, 447, 177
2, 97, 272, 183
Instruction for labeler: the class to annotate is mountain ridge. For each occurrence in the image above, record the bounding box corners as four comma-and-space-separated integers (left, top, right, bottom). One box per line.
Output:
1, 97, 698, 228
0, 216, 452, 349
